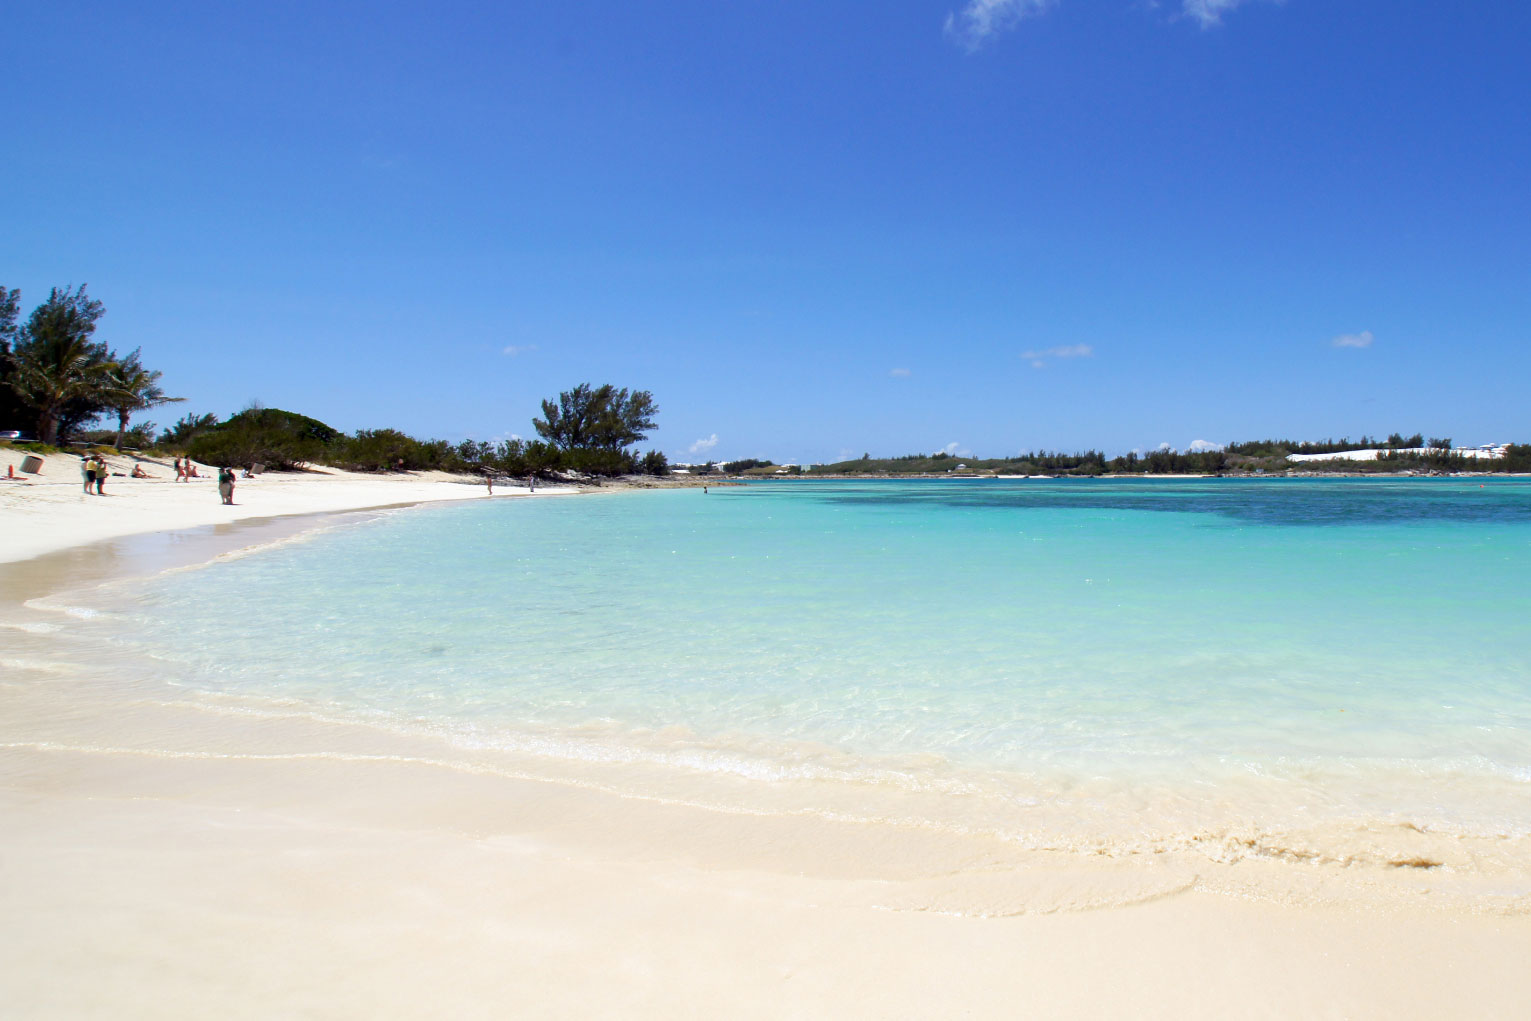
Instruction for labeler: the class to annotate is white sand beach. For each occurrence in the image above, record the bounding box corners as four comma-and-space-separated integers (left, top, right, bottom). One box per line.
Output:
3, 482, 1530, 1018
0, 449, 565, 564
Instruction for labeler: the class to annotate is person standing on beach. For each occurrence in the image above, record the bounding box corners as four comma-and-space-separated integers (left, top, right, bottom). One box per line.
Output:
174, 457, 185, 482
217, 466, 235, 505
89, 455, 106, 495
485, 473, 494, 496
80, 455, 94, 494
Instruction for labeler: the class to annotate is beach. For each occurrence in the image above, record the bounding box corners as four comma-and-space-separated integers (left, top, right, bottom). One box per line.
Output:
3, 478, 1531, 1017
0, 450, 577, 565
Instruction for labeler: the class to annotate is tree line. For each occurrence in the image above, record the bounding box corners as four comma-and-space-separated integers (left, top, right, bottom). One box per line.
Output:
158, 390, 668, 478
2, 284, 667, 478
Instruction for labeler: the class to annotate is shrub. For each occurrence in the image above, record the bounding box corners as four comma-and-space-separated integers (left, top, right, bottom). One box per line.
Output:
187, 408, 341, 470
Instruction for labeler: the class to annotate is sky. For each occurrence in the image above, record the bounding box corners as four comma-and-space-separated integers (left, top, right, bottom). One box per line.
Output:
4, 0, 1527, 462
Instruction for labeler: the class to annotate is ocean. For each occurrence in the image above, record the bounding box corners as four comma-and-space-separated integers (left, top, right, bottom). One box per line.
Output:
38, 477, 1531, 892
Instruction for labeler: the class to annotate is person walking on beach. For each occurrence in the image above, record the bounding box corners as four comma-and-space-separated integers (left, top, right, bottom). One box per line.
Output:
217, 466, 235, 505
485, 472, 494, 496
174, 457, 185, 482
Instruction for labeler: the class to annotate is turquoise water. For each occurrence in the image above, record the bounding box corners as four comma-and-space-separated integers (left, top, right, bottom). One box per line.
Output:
102, 478, 1531, 848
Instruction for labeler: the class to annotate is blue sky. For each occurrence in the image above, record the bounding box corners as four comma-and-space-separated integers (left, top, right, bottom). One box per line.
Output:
4, 1, 1527, 461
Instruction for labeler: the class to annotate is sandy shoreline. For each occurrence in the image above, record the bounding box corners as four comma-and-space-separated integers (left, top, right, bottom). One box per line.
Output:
3, 491, 1531, 1016
0, 449, 587, 564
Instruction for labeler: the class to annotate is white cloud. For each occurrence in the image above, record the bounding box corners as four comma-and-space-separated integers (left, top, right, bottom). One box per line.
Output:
689, 433, 719, 454
502, 344, 539, 356
889, 367, 912, 378
1186, 439, 1225, 453
1331, 330, 1375, 349
1021, 343, 1093, 368
1180, 0, 1255, 28
944, 0, 1056, 51
940, 441, 974, 458
1157, 442, 1174, 452
946, 0, 1267, 48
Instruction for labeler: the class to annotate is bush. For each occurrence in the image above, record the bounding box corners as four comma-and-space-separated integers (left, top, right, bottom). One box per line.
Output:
331, 429, 440, 472
187, 408, 341, 470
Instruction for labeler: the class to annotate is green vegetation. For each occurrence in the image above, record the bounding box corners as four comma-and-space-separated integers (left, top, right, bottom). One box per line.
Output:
2, 285, 666, 479
186, 408, 343, 470
1228, 433, 1426, 457
4, 282, 1525, 480
1, 284, 184, 448
169, 387, 669, 479
805, 439, 1528, 477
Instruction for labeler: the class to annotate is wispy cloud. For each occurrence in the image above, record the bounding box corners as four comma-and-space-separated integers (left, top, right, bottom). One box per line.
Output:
1331, 330, 1375, 349
502, 344, 539, 357
945, 0, 1268, 48
689, 433, 719, 454
944, 0, 1056, 51
1021, 343, 1093, 368
1180, 0, 1260, 28
940, 441, 973, 458
889, 367, 912, 378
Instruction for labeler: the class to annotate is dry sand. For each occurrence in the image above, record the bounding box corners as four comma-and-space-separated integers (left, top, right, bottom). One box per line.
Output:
0, 449, 567, 564
2, 474, 1529, 1018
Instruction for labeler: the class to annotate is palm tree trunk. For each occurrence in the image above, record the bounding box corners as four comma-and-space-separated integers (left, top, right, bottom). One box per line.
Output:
39, 405, 59, 446
115, 409, 129, 449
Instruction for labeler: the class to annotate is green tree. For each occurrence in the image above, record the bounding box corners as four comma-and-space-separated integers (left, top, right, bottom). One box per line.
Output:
531, 383, 658, 475
102, 348, 184, 448
159, 412, 218, 448
7, 285, 112, 444
0, 285, 27, 431
533, 383, 658, 452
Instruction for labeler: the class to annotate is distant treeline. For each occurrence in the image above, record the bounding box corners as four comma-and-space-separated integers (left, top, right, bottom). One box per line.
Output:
803, 442, 1531, 477
806, 449, 1221, 476
1227, 433, 1449, 456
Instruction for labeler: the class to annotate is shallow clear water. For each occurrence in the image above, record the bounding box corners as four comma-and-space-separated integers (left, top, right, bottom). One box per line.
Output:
101, 478, 1531, 846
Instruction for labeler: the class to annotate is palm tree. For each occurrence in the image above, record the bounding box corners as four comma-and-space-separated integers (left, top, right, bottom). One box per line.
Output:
7, 285, 111, 445
103, 349, 184, 448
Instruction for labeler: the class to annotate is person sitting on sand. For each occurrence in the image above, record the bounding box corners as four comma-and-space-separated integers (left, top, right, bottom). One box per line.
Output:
131, 464, 151, 479
187, 462, 200, 479
217, 466, 235, 505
